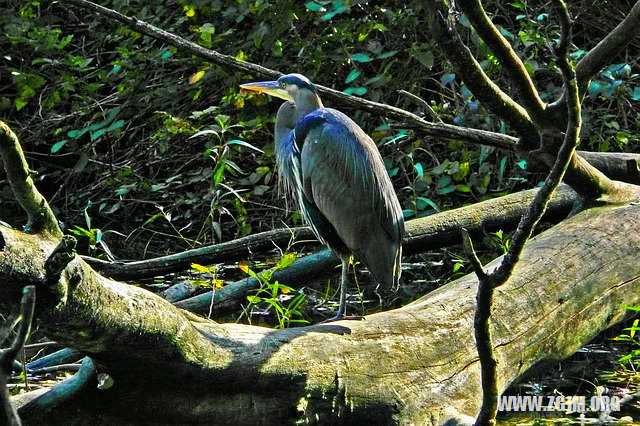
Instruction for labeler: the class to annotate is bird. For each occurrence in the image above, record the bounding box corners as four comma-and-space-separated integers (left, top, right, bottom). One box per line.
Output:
240, 73, 404, 321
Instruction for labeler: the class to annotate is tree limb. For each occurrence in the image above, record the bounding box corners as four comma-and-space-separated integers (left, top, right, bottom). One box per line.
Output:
473, 3, 581, 423
1, 286, 36, 426
424, 1, 539, 149
80, 151, 640, 282
457, 0, 547, 123
17, 357, 96, 421
546, 1, 640, 124
575, 1, 640, 97
3, 203, 640, 424
61, 0, 516, 151
0, 123, 61, 237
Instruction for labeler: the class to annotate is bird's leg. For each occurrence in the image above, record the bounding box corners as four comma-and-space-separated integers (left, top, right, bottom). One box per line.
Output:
321, 256, 364, 323
337, 256, 349, 318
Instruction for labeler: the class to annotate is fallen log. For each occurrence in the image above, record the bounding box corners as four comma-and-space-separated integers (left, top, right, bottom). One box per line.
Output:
3, 202, 640, 424
175, 184, 577, 314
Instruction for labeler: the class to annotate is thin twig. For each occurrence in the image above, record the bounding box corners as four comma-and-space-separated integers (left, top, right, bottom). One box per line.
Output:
397, 90, 443, 123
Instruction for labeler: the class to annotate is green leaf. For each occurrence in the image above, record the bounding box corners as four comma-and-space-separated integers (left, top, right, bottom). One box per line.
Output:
343, 86, 367, 96
402, 209, 415, 219
416, 197, 439, 211
246, 295, 262, 304
441, 73, 456, 85
14, 98, 28, 111
106, 64, 121, 77
350, 53, 372, 63
51, 140, 67, 154
414, 162, 423, 178
104, 119, 125, 132
90, 128, 107, 141
227, 139, 264, 153
191, 263, 211, 273
305, 1, 325, 11
516, 159, 527, 170
345, 69, 361, 84
377, 50, 397, 59
275, 253, 296, 270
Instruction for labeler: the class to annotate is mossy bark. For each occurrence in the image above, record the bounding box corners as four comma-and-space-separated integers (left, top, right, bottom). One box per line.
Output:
1, 202, 639, 424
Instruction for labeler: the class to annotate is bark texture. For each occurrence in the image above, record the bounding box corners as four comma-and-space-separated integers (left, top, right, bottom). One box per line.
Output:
2, 202, 639, 425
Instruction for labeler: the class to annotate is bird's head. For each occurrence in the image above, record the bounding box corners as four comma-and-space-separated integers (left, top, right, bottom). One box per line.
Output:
240, 73, 318, 106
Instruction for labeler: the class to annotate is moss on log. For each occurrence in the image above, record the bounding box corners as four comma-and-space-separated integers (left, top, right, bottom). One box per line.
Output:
1, 202, 639, 424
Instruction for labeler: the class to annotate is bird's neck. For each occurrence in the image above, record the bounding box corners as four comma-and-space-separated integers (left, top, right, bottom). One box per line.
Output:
294, 91, 323, 121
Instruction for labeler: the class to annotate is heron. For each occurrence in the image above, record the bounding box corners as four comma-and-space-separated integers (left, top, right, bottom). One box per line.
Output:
240, 73, 404, 321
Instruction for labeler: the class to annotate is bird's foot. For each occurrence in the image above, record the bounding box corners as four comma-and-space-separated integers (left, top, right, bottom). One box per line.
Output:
319, 314, 365, 324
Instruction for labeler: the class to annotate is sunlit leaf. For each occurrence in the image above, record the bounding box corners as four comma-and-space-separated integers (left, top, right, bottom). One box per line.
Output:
345, 69, 360, 84
588, 81, 603, 97
350, 53, 372, 63
414, 162, 424, 178
191, 263, 210, 273
189, 70, 205, 84
305, 1, 325, 11
343, 86, 367, 96
275, 253, 296, 270
51, 140, 67, 153
227, 139, 264, 153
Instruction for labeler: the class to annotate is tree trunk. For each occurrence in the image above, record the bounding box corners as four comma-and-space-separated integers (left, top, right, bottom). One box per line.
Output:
2, 201, 639, 425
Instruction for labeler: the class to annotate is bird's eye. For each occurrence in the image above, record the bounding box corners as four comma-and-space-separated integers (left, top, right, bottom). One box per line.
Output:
280, 82, 287, 88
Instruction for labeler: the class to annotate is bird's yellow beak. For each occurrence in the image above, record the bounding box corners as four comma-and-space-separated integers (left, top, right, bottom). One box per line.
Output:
239, 81, 293, 101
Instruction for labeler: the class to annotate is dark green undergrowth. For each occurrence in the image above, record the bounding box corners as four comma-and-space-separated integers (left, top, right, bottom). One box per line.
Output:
0, 1, 639, 313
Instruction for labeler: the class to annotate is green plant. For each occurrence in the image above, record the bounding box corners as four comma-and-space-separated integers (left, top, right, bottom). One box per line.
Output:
239, 253, 308, 329
487, 230, 511, 255
190, 114, 263, 241
613, 306, 640, 366
68, 204, 117, 259
190, 263, 224, 289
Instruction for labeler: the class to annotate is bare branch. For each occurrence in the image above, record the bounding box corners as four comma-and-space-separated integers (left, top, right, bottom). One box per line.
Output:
546, 2, 640, 123
493, 0, 580, 284
61, 0, 515, 151
0, 123, 61, 237
18, 357, 97, 420
460, 228, 487, 281
0, 286, 36, 375
457, 0, 546, 122
397, 90, 443, 123
474, 3, 581, 423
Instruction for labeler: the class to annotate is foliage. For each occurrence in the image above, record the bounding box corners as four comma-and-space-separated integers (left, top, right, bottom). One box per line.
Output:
612, 306, 640, 367
0, 1, 639, 318
239, 253, 308, 329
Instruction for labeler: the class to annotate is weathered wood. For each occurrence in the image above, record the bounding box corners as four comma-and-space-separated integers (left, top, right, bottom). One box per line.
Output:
3, 202, 640, 424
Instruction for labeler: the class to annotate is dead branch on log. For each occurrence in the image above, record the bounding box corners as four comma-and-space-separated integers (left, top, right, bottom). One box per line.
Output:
460, 1, 582, 423
17, 357, 96, 421
1, 286, 36, 426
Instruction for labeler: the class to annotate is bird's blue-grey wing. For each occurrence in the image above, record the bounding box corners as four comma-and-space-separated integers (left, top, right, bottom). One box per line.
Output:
296, 108, 404, 289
